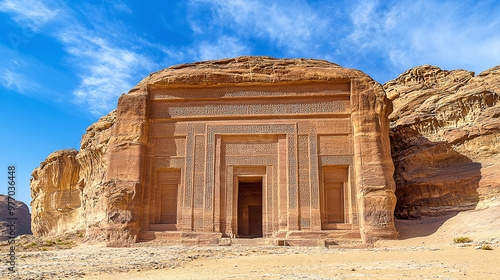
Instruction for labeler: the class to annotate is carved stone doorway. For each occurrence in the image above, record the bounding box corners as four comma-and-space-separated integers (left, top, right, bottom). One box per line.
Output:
237, 177, 263, 238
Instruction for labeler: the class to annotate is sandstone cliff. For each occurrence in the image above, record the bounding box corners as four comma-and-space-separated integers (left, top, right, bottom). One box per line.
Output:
30, 58, 500, 243
0, 195, 31, 240
385, 65, 500, 218
30, 149, 80, 235
30, 56, 397, 245
30, 110, 116, 237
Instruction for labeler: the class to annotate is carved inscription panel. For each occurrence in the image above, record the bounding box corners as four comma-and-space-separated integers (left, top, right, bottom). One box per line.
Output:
150, 96, 350, 120
225, 142, 277, 156
150, 83, 350, 100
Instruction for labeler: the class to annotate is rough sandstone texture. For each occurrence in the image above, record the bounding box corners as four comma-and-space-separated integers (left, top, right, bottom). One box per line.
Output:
0, 195, 31, 240
30, 56, 397, 245
30, 149, 80, 235
30, 110, 116, 238
385, 65, 500, 218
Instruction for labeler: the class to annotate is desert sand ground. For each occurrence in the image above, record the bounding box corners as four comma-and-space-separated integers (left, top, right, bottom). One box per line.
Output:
2, 200, 499, 280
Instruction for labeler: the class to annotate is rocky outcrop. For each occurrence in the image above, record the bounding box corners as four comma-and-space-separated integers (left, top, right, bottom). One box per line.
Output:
104, 56, 397, 244
30, 110, 116, 238
30, 56, 398, 245
30, 149, 81, 235
0, 195, 31, 240
385, 65, 500, 218
76, 110, 116, 242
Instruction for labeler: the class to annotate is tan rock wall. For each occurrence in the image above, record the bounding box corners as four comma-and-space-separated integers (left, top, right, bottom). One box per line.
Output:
98, 94, 148, 245
385, 65, 500, 218
351, 78, 397, 241
30, 149, 81, 236
77, 110, 116, 242
30, 110, 116, 239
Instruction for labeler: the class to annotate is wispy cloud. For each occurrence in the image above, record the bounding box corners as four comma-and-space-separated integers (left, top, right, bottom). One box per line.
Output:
0, 69, 28, 92
347, 0, 381, 49
191, 36, 250, 61
187, 0, 334, 56
0, 0, 59, 30
0, 45, 53, 95
0, 0, 159, 116
345, 0, 500, 79
106, 0, 132, 14
187, 0, 500, 81
0, 53, 67, 99
2, 0, 499, 102
59, 30, 157, 115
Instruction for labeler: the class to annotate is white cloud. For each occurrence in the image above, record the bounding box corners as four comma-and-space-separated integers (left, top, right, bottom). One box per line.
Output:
347, 0, 382, 48
106, 0, 132, 14
0, 44, 44, 94
345, 0, 500, 79
191, 36, 250, 61
188, 0, 332, 55
58, 29, 157, 115
186, 0, 500, 82
0, 0, 160, 116
2, 0, 499, 103
0, 0, 59, 30
0, 69, 28, 92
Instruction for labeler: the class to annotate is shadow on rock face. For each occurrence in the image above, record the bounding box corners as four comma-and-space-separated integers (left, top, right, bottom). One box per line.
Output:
391, 126, 482, 220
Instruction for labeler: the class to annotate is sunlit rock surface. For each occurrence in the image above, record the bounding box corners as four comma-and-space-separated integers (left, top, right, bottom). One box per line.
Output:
30, 56, 397, 245
385, 65, 500, 218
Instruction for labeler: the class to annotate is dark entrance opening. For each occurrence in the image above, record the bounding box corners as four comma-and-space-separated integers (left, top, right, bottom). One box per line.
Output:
237, 177, 263, 238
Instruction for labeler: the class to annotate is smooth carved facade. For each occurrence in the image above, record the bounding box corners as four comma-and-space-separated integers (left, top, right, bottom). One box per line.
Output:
101, 57, 397, 246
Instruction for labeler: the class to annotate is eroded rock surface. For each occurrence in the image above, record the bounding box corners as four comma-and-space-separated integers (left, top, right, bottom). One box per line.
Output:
385, 65, 500, 218
0, 195, 31, 240
30, 149, 80, 235
30, 110, 116, 238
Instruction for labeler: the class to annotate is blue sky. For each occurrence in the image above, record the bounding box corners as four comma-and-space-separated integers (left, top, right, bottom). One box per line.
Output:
1, 0, 500, 209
